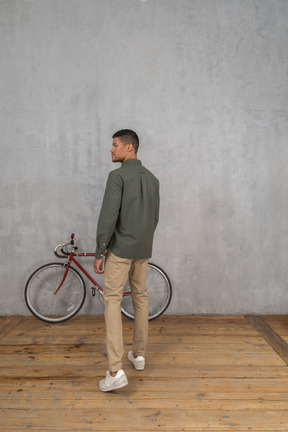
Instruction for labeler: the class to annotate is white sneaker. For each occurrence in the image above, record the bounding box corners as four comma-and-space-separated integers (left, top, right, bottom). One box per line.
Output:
128, 351, 145, 370
99, 370, 128, 392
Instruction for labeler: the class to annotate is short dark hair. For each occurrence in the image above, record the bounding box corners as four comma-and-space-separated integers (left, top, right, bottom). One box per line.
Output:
113, 129, 139, 154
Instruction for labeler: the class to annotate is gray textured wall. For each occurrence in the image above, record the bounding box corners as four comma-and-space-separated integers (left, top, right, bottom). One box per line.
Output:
1, 0, 288, 315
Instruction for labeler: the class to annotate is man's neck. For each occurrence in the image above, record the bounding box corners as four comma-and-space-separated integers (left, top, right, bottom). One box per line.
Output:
123, 155, 137, 162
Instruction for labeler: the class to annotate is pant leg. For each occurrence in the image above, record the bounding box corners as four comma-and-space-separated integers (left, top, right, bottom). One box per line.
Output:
129, 259, 149, 357
104, 251, 132, 372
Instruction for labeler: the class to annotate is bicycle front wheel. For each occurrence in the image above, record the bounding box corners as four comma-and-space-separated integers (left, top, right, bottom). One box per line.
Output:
25, 263, 86, 323
121, 263, 172, 321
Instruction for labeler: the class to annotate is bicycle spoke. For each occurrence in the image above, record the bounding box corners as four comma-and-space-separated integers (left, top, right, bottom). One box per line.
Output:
35, 274, 56, 292
55, 279, 78, 292
32, 287, 54, 295
56, 293, 78, 306
25, 264, 86, 323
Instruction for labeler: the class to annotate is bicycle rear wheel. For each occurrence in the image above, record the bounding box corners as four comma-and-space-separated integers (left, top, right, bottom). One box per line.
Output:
25, 263, 86, 323
121, 263, 172, 321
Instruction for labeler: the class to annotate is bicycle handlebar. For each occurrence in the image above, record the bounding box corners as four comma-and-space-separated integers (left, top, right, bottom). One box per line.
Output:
54, 244, 70, 258
54, 234, 78, 258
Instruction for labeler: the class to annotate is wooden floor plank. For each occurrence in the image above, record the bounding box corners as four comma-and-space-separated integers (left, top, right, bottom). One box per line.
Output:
0, 341, 275, 354
263, 316, 288, 343
1, 376, 288, 397
245, 315, 288, 365
1, 365, 288, 379
0, 316, 24, 342
2, 334, 270, 346
2, 407, 288, 430
2, 394, 288, 410
0, 350, 283, 366
1, 315, 288, 431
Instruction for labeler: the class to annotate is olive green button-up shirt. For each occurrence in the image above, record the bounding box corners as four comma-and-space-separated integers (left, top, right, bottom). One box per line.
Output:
95, 159, 160, 260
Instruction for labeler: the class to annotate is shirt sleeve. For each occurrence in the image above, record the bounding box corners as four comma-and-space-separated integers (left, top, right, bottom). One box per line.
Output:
95, 171, 123, 259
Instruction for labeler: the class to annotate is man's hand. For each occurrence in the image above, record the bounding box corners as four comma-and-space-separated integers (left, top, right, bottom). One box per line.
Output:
94, 258, 104, 274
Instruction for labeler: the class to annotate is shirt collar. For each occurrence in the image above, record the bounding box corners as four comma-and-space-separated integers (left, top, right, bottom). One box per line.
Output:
122, 159, 142, 166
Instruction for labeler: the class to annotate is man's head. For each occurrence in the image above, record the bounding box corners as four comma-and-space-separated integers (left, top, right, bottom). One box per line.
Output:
110, 129, 139, 163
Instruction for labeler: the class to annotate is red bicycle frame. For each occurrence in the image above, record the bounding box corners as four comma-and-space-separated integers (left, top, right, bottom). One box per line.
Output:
53, 251, 130, 297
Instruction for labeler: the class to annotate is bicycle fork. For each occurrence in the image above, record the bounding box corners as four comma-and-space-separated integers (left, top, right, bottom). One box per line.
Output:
53, 262, 71, 295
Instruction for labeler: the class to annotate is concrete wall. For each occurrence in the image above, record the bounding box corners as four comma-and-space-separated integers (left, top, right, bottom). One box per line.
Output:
1, 0, 288, 315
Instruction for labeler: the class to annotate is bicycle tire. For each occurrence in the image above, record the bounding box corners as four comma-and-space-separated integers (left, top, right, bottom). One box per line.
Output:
121, 263, 172, 321
25, 263, 86, 323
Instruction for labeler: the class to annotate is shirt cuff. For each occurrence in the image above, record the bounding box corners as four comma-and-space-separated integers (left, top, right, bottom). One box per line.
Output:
95, 251, 105, 259
95, 241, 108, 259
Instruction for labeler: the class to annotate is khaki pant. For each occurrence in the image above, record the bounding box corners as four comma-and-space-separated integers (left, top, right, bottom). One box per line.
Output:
104, 250, 149, 372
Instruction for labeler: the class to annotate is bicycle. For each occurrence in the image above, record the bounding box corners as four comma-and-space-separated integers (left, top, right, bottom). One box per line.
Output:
25, 233, 172, 323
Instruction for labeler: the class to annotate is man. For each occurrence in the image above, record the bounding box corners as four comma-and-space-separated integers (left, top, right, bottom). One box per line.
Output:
94, 129, 160, 392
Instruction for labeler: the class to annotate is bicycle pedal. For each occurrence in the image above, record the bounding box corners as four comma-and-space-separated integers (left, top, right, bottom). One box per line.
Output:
91, 287, 96, 297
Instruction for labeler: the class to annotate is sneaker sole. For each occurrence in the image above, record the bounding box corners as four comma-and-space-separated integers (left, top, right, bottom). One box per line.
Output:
99, 377, 128, 392
134, 363, 145, 370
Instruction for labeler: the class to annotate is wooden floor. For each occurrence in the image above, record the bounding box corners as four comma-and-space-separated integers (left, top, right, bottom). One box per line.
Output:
1, 315, 288, 431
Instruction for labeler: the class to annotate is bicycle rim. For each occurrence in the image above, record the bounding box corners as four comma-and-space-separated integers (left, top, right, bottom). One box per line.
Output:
121, 263, 172, 321
25, 263, 86, 323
